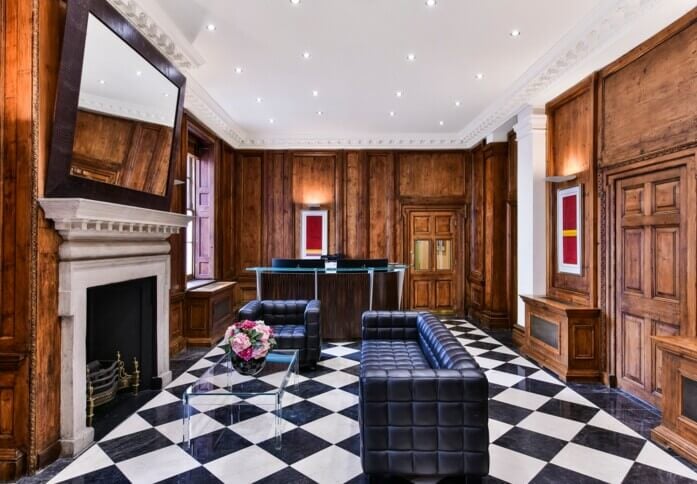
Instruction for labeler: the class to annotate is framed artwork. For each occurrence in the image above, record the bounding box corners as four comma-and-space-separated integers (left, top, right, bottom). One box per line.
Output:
557, 185, 582, 275
300, 210, 328, 259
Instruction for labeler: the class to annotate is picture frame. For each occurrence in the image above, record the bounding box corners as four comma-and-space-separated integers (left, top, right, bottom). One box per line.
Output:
557, 185, 582, 275
300, 210, 328, 259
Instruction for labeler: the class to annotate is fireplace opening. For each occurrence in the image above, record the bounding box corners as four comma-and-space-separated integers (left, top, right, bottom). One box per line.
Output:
86, 276, 161, 438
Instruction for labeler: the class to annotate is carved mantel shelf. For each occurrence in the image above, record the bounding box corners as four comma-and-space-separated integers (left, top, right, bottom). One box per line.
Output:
38, 198, 191, 241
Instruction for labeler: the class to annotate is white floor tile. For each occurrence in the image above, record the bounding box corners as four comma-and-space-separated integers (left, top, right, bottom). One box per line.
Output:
551, 442, 633, 484
318, 357, 359, 371
484, 369, 525, 387
205, 445, 286, 483
101, 414, 152, 442
528, 369, 563, 385
229, 412, 296, 444
517, 411, 584, 441
554, 387, 597, 408
246, 391, 303, 409
312, 370, 359, 388
586, 410, 641, 438
166, 371, 198, 389
117, 445, 199, 484
474, 356, 506, 369
488, 419, 513, 443
488, 444, 546, 484
490, 345, 518, 356
302, 413, 359, 443
508, 356, 538, 369
139, 391, 181, 410
157, 412, 224, 444
460, 344, 489, 356
259, 369, 307, 388
636, 441, 697, 480
48, 445, 113, 484
309, 388, 358, 412
322, 346, 360, 357
292, 445, 362, 484
187, 358, 215, 371
493, 388, 550, 411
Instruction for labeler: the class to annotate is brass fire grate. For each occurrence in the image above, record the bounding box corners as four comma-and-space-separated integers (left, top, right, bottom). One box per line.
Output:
86, 351, 140, 427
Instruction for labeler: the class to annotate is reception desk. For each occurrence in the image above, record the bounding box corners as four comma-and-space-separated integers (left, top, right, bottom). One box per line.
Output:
246, 264, 407, 340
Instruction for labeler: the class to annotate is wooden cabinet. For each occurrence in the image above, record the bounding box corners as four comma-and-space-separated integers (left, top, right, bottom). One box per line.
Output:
520, 295, 601, 381
652, 337, 697, 465
185, 282, 236, 347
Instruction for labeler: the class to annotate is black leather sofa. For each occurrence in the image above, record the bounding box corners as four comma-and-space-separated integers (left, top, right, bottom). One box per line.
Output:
237, 300, 320, 368
359, 311, 489, 481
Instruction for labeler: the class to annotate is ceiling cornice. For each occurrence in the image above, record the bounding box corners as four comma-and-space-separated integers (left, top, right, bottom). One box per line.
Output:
108, 0, 666, 150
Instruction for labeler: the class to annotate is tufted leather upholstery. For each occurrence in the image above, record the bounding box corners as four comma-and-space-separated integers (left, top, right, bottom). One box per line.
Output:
237, 300, 321, 367
360, 311, 489, 480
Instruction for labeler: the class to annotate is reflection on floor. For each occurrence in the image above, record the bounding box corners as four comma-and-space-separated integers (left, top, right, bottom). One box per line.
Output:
23, 320, 697, 484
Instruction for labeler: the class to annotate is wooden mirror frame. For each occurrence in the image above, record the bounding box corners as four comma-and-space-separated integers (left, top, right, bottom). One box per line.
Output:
46, 0, 186, 211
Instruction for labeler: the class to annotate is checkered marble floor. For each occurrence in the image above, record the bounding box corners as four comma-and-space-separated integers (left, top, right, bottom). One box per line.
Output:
46, 320, 697, 484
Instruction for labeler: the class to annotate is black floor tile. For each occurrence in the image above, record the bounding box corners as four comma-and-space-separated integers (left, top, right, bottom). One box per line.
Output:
181, 428, 253, 464
477, 350, 518, 362
487, 382, 507, 399
254, 466, 317, 484
571, 425, 646, 460
537, 398, 599, 423
337, 433, 361, 456
99, 428, 173, 463
56, 465, 129, 484
156, 466, 223, 484
138, 401, 196, 426
286, 380, 335, 399
493, 363, 538, 377
531, 463, 605, 484
512, 378, 565, 398
274, 400, 332, 426
494, 427, 567, 462
622, 462, 697, 484
488, 399, 532, 425
204, 402, 267, 426
257, 428, 331, 464
339, 403, 359, 421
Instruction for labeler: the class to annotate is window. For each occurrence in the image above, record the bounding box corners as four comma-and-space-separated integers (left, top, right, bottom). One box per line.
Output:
185, 150, 214, 281
185, 153, 198, 279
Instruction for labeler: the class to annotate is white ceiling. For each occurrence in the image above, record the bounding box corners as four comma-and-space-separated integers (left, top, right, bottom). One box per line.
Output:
119, 0, 695, 148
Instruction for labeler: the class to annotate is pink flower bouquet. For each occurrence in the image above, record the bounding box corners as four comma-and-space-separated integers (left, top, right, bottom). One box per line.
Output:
224, 320, 277, 362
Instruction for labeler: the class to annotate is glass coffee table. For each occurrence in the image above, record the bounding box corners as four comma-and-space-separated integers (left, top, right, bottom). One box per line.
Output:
182, 349, 299, 450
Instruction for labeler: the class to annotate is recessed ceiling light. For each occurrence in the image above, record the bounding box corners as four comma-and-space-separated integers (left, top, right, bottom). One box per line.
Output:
475, 72, 484, 80
396, 90, 403, 98
302, 51, 311, 59
256, 97, 263, 103
135, 70, 142, 76
99, 79, 105, 84
206, 24, 216, 31
455, 100, 461, 107
312, 90, 319, 97
425, 0, 437, 7
406, 53, 416, 62
510, 29, 521, 37
163, 92, 169, 97
235, 66, 243, 74
290, 0, 301, 4
439, 120, 444, 126
389, 111, 395, 117
317, 111, 323, 116
269, 118, 275, 124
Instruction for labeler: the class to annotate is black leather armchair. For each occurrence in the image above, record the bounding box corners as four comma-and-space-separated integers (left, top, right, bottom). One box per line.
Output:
237, 300, 321, 368
360, 311, 489, 481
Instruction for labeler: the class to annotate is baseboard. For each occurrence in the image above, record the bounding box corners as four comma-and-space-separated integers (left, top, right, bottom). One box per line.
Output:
511, 325, 526, 348
37, 439, 62, 469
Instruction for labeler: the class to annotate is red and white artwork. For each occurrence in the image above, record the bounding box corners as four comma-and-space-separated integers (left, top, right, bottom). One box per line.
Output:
300, 210, 328, 259
557, 186, 582, 275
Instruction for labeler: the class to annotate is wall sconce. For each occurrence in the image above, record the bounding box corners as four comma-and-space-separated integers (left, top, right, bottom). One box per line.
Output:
545, 174, 577, 183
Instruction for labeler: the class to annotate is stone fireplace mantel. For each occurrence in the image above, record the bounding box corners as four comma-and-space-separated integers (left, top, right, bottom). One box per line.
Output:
39, 198, 191, 456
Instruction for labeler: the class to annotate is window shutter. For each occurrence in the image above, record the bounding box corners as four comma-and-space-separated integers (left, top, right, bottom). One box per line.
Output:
194, 157, 214, 279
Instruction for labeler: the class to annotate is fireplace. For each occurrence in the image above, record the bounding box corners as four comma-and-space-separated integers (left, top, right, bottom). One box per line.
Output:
87, 277, 157, 388
39, 198, 190, 456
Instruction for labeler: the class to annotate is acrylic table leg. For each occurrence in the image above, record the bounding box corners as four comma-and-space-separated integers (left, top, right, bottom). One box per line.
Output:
182, 396, 191, 449
275, 393, 283, 450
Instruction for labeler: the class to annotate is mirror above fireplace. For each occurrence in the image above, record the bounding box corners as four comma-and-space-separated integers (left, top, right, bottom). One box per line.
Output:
47, 0, 185, 211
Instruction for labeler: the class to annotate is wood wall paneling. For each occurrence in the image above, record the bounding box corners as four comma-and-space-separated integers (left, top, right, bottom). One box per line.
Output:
397, 151, 465, 198
506, 131, 518, 327
598, 12, 697, 167
367, 152, 396, 260
546, 74, 598, 306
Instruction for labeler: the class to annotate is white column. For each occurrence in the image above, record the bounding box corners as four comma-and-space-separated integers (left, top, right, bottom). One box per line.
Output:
514, 105, 547, 327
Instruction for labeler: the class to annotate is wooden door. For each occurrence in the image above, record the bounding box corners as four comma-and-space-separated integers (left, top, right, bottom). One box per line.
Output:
407, 210, 461, 313
615, 165, 693, 406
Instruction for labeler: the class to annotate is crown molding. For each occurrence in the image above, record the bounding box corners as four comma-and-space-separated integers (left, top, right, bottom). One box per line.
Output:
457, 0, 662, 147
107, 0, 203, 70
112, 0, 668, 150
79, 92, 174, 126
